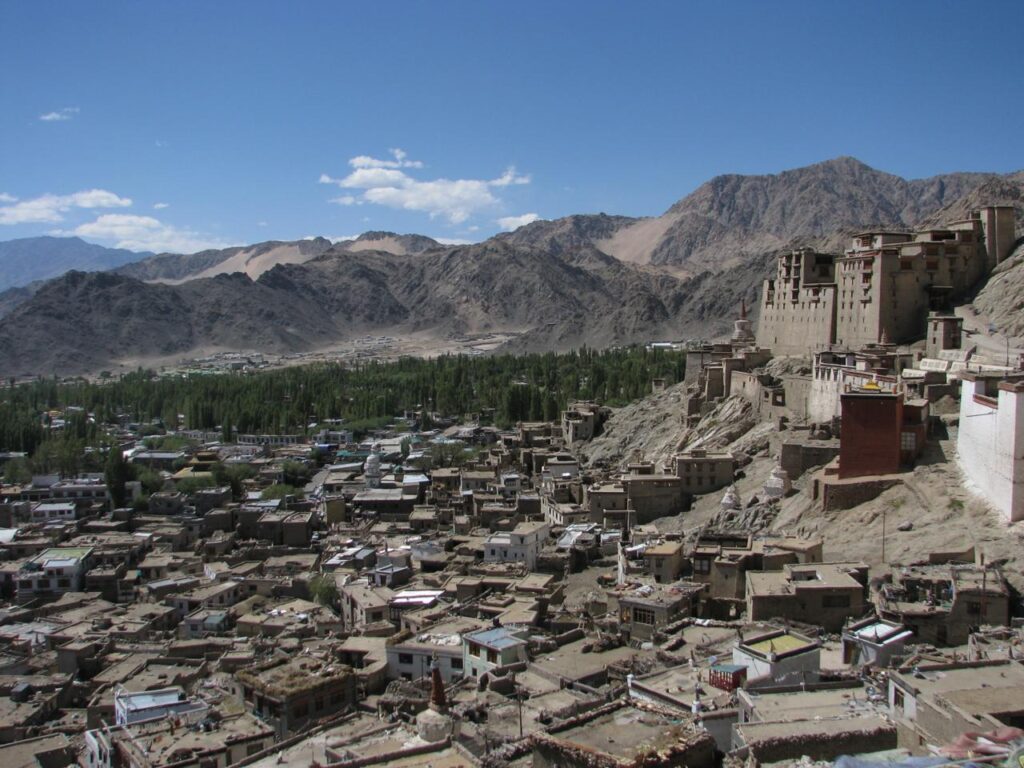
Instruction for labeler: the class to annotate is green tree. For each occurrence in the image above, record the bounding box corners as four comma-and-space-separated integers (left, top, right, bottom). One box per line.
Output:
3, 457, 32, 485
308, 574, 338, 607
104, 445, 132, 508
281, 460, 310, 488
261, 483, 297, 500
136, 468, 166, 496
176, 475, 217, 496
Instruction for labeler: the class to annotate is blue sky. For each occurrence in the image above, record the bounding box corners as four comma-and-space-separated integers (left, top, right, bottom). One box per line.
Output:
1, 1, 1022, 253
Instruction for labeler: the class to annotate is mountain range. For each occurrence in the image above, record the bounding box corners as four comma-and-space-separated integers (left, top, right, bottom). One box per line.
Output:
0, 157, 1021, 377
0, 236, 151, 292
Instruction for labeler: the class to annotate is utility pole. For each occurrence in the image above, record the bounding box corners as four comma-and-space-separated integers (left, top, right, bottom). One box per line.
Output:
517, 685, 524, 739
881, 508, 886, 565
512, 671, 523, 739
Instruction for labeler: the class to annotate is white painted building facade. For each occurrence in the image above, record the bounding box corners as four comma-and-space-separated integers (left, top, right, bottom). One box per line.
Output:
957, 375, 1024, 522
483, 521, 550, 570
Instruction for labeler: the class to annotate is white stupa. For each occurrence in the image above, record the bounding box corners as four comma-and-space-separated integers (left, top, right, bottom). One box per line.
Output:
731, 298, 756, 346
720, 484, 742, 513
763, 464, 792, 500
364, 443, 382, 489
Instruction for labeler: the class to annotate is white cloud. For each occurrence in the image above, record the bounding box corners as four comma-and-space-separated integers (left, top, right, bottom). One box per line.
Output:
435, 238, 475, 246
329, 195, 359, 206
491, 168, 531, 187
0, 193, 16, 203
0, 189, 132, 225
69, 214, 231, 253
153, 202, 170, 210
497, 213, 541, 231
257, 221, 268, 227
39, 107, 79, 122
347, 148, 424, 170
320, 151, 531, 225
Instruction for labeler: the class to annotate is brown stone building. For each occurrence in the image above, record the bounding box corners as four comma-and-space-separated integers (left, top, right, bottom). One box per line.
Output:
746, 562, 869, 631
236, 657, 356, 738
757, 206, 1016, 355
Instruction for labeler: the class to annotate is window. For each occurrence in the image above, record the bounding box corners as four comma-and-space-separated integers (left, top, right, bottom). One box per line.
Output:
57, 578, 70, 588
487, 649, 498, 664
398, 653, 414, 665
451, 658, 463, 670
967, 602, 982, 616
632, 607, 656, 625
693, 558, 711, 575
822, 594, 851, 609
900, 432, 916, 451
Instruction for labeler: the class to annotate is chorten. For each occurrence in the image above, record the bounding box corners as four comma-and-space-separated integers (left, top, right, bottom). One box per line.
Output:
731, 299, 756, 346
364, 443, 382, 489
763, 463, 791, 499
720, 484, 742, 513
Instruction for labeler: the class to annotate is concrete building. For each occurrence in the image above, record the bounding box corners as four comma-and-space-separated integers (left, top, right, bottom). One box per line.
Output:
15, 547, 94, 604
338, 582, 394, 632
875, 563, 1009, 646
483, 521, 549, 569
386, 616, 489, 683
236, 657, 357, 738
732, 629, 821, 684
757, 207, 1016, 355
462, 626, 529, 679
561, 401, 608, 443
746, 562, 869, 632
957, 374, 1024, 522
531, 700, 715, 768
620, 473, 686, 523
888, 659, 1024, 750
670, 449, 734, 495
613, 582, 706, 642
113, 687, 205, 726
925, 313, 964, 360
837, 384, 928, 479
689, 532, 823, 604
841, 617, 912, 668
644, 541, 685, 583
757, 247, 839, 355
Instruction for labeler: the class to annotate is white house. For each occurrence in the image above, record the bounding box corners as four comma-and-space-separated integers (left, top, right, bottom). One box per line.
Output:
483, 521, 549, 570
957, 374, 1024, 522
16, 546, 93, 604
29, 502, 77, 523
732, 630, 820, 685
114, 686, 207, 726
386, 616, 489, 683
462, 626, 530, 679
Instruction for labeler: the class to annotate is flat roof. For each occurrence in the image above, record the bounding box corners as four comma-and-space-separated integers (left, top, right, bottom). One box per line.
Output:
743, 632, 818, 657
546, 703, 705, 760
464, 626, 527, 650
117, 687, 185, 711
737, 714, 892, 743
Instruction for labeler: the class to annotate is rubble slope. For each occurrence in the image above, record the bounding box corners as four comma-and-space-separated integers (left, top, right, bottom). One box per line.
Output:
579, 391, 761, 471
